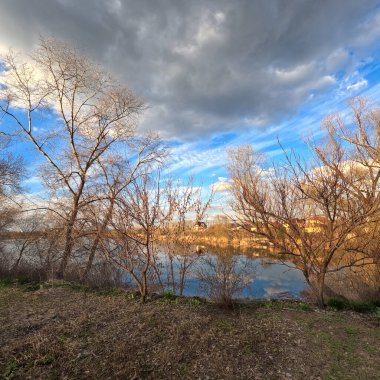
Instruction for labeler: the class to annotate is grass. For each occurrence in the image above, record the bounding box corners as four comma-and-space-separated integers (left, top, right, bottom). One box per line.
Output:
327, 296, 380, 316
0, 285, 379, 379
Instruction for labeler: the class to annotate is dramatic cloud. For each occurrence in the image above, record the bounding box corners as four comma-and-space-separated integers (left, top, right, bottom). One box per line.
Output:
0, 0, 379, 140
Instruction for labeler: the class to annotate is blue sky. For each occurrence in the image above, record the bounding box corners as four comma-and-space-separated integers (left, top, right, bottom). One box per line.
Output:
1, 0, 380, 206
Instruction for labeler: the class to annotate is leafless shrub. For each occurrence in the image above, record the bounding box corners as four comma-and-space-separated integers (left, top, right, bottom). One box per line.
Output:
196, 253, 254, 306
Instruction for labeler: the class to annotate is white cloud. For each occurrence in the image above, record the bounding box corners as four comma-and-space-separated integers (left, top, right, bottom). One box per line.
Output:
347, 79, 368, 92
211, 180, 231, 192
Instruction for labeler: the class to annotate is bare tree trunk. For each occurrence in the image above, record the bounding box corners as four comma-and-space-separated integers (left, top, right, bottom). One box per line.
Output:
177, 256, 191, 296
141, 269, 148, 303
316, 271, 327, 308
11, 241, 30, 272
11, 245, 27, 272
81, 234, 101, 282
81, 203, 114, 282
57, 204, 79, 279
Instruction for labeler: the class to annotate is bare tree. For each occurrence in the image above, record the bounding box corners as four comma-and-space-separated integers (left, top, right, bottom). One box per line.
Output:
80, 135, 165, 282
160, 178, 213, 295
100, 170, 172, 302
315, 97, 380, 295
228, 143, 370, 307
0, 38, 144, 278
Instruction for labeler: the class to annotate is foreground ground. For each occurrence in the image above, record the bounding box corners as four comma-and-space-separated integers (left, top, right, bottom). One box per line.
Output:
0, 285, 379, 380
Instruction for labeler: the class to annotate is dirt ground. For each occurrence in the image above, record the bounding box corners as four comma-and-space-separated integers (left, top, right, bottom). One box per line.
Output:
0, 285, 379, 379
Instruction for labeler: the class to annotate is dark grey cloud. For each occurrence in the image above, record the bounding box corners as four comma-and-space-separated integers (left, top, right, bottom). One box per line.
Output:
0, 0, 379, 138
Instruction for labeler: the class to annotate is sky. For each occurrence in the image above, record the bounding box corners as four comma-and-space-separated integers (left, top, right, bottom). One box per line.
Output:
1, 0, 380, 206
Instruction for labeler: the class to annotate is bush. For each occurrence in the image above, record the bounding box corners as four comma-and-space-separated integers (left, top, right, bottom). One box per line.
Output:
0, 277, 14, 288
327, 297, 377, 313
16, 275, 33, 285
375, 307, 380, 320
327, 297, 349, 310
349, 301, 374, 313
196, 254, 254, 307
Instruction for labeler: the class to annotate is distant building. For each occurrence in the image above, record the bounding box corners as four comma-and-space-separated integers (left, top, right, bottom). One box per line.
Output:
304, 216, 326, 233
282, 216, 326, 233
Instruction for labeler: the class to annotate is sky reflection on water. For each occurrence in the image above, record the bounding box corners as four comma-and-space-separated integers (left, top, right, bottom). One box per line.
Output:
157, 248, 308, 300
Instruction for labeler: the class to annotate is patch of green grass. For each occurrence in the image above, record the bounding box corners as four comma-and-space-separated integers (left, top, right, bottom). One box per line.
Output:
344, 325, 359, 335
162, 290, 176, 300
2, 359, 21, 379
0, 277, 42, 292
215, 319, 233, 332
159, 290, 182, 304
375, 307, 380, 320
95, 288, 125, 297
1, 277, 41, 291
297, 302, 312, 311
319, 331, 356, 379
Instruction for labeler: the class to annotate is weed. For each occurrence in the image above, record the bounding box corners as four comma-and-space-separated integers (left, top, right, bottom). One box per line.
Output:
2, 359, 20, 379
375, 307, 380, 320
187, 298, 201, 306
128, 292, 137, 300
162, 290, 176, 300
298, 302, 312, 311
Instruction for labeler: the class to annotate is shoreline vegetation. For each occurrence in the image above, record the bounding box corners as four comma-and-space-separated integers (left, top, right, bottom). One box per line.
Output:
1, 227, 378, 303
1, 282, 379, 379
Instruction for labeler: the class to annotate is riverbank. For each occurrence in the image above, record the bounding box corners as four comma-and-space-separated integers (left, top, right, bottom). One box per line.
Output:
1, 283, 379, 379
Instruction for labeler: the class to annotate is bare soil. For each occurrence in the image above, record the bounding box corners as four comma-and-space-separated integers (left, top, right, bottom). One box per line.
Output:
0, 285, 379, 379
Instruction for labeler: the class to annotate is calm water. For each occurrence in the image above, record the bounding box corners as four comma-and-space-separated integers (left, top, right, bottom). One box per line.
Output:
1, 239, 308, 299
153, 247, 308, 300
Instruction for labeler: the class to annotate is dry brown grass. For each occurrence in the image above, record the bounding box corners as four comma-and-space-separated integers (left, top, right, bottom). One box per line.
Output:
0, 285, 379, 379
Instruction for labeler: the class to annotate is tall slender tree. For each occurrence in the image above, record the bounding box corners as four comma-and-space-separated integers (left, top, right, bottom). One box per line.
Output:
0, 38, 144, 277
